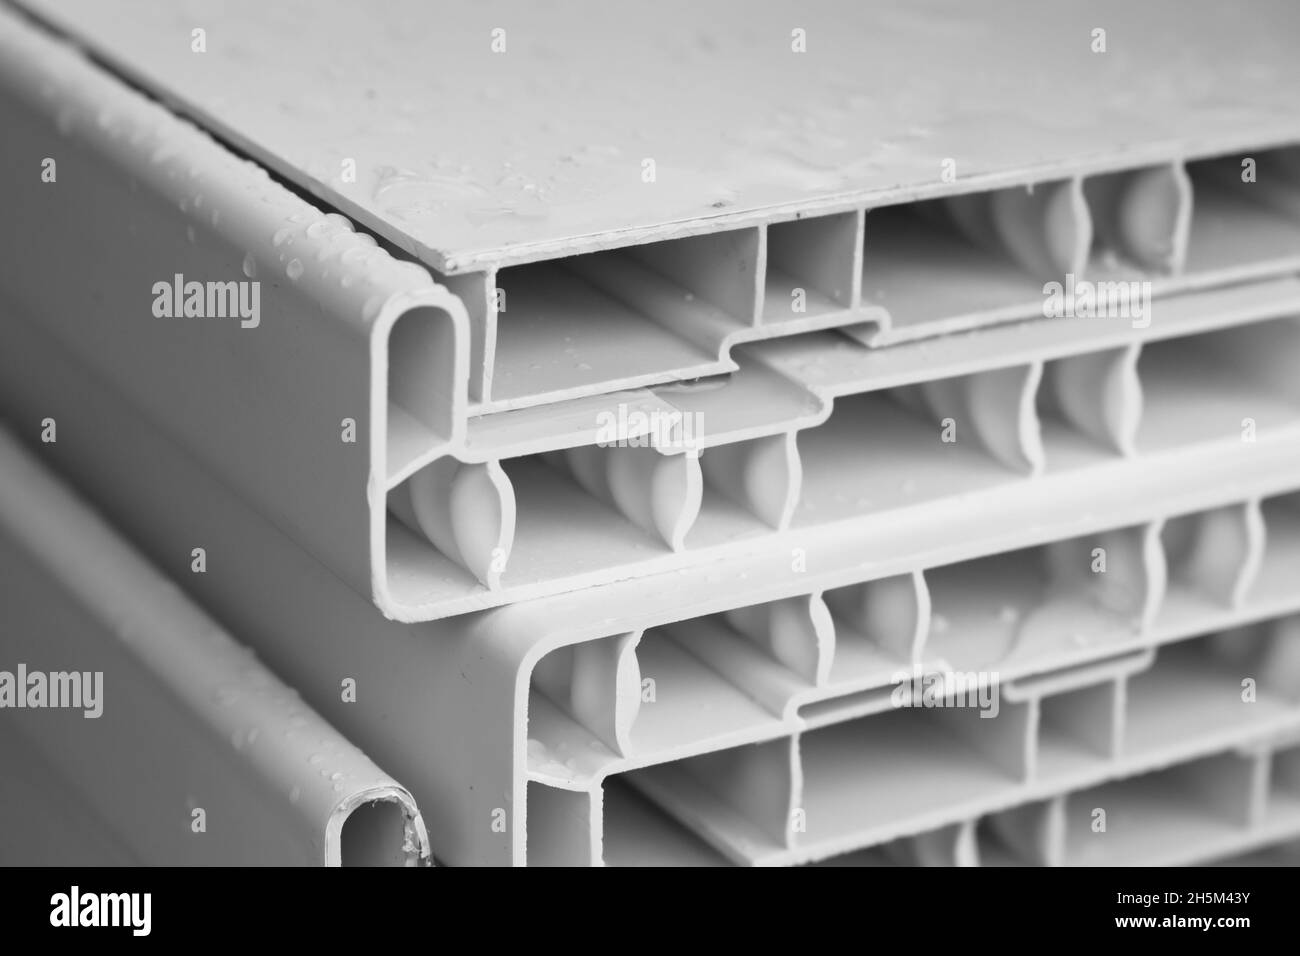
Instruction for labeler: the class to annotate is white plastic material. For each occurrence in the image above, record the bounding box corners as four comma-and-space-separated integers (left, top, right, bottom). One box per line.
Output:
7, 1, 1300, 869
0, 427, 430, 866
7, 309, 1300, 866
20, 0, 1300, 409
7, 6, 1300, 624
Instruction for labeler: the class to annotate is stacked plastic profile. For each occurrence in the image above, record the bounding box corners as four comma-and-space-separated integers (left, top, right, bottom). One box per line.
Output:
4, 0, 1300, 866
0, 427, 431, 866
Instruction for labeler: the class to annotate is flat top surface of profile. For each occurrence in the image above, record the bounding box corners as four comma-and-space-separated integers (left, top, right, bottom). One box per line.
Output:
17, 0, 1300, 270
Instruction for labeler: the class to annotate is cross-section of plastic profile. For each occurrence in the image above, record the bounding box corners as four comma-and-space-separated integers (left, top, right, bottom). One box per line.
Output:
17, 0, 1300, 412
0, 7, 469, 622
0, 425, 431, 866
9, 6, 1300, 625
9, 311, 1300, 866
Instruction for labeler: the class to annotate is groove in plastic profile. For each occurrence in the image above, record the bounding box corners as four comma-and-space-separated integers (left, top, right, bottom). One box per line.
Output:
701, 433, 801, 530
394, 459, 516, 589
724, 595, 835, 686
1085, 163, 1193, 274
546, 444, 704, 551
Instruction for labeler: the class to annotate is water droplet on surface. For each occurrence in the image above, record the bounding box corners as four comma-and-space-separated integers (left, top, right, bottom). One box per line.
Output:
214, 686, 239, 707
373, 165, 487, 206
241, 253, 257, 278
286, 258, 304, 280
